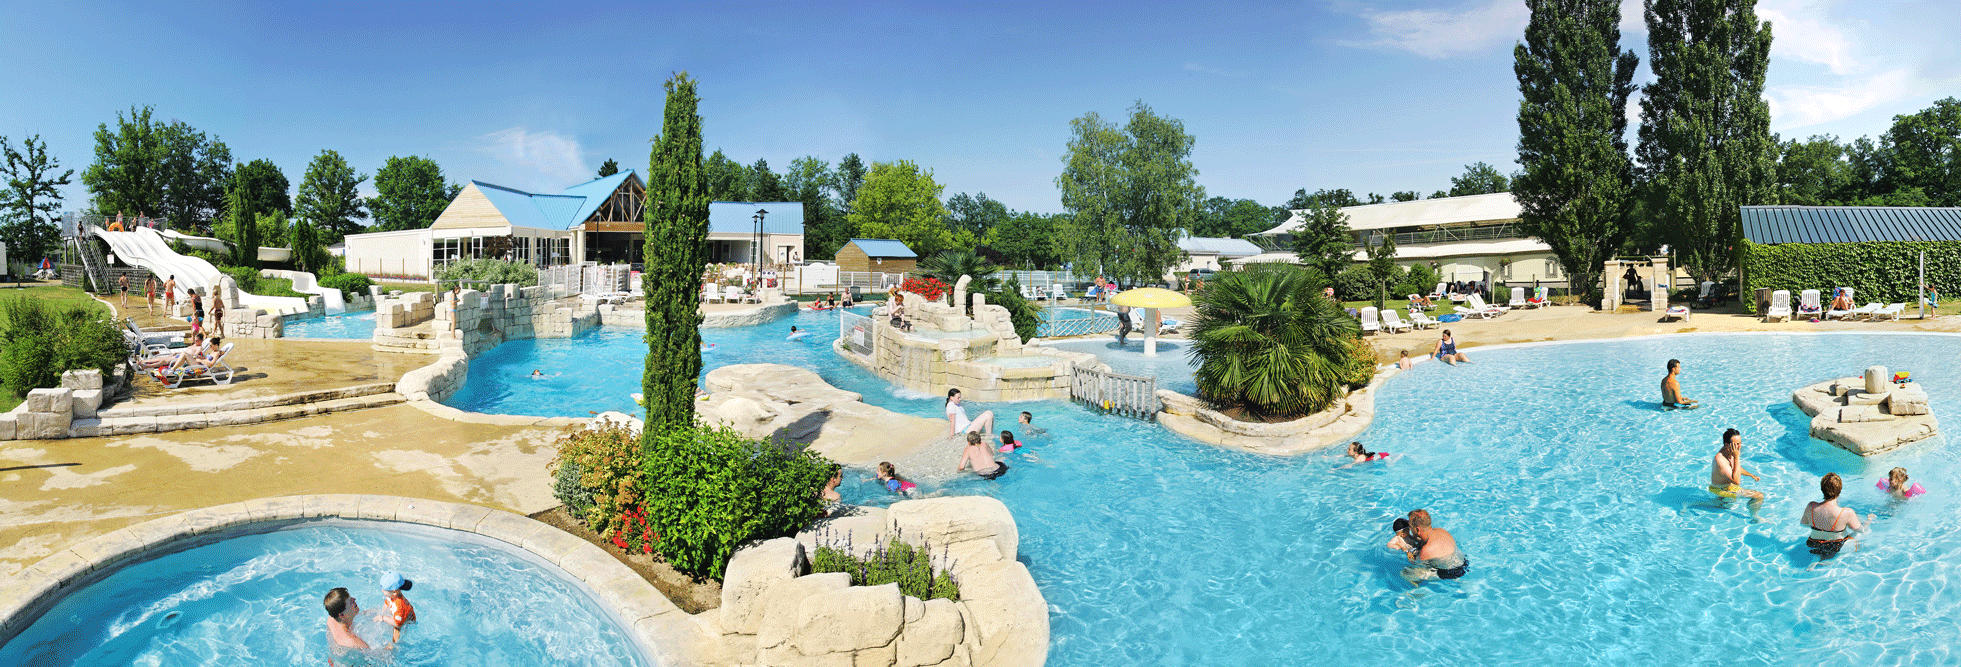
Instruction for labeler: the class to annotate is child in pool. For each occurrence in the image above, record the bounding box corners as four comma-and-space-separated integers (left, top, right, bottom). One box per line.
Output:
377, 571, 416, 647
998, 430, 1022, 453
873, 462, 917, 495
1397, 350, 1414, 371
1878, 467, 1927, 499
1017, 411, 1048, 438
1347, 441, 1389, 464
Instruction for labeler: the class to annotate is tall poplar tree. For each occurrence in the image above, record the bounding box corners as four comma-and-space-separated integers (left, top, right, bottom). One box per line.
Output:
1636, 0, 1775, 281
225, 179, 258, 268
641, 72, 711, 437
1513, 0, 1640, 300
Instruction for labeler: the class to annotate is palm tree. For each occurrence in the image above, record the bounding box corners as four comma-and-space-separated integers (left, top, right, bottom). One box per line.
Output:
1187, 265, 1359, 419
917, 249, 1001, 291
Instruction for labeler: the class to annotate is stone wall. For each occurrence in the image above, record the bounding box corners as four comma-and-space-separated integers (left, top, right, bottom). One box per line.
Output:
375, 291, 437, 329
396, 352, 470, 403
702, 301, 798, 328
1156, 365, 1392, 456
0, 370, 103, 441
841, 292, 1082, 402
712, 496, 1048, 667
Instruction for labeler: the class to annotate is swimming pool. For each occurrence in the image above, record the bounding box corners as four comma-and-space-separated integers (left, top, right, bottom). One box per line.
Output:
282, 311, 377, 340
448, 313, 1961, 665
0, 521, 649, 667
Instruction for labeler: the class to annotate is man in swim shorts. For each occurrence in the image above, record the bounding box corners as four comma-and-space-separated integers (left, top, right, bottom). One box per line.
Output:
1709, 428, 1765, 518
957, 431, 1009, 479
1661, 359, 1699, 409
1385, 509, 1467, 584
323, 587, 372, 665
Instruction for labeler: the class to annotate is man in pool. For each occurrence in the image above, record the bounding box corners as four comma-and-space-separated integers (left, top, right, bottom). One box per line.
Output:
323, 587, 372, 664
1661, 358, 1699, 409
1710, 428, 1765, 518
957, 431, 1009, 479
1385, 509, 1467, 584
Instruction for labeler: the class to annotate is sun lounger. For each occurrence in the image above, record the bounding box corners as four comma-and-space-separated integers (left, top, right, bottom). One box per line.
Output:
1528, 286, 1551, 308
1873, 302, 1906, 321
1408, 310, 1439, 330
1454, 294, 1507, 319
1663, 305, 1690, 322
1380, 309, 1412, 333
1429, 283, 1448, 300
1508, 289, 1528, 309
1797, 289, 1822, 318
1846, 302, 1881, 320
1825, 288, 1856, 319
1359, 306, 1381, 335
1764, 290, 1791, 322
154, 342, 234, 388
702, 284, 723, 303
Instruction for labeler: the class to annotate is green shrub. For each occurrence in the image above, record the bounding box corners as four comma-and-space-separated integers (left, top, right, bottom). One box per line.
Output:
217, 266, 309, 299
1338, 337, 1378, 388
1394, 263, 1438, 299
0, 296, 126, 398
988, 277, 1041, 341
811, 540, 960, 601
318, 273, 373, 300
1741, 239, 1959, 313
437, 258, 538, 291
1333, 266, 1378, 301
1188, 265, 1362, 420
640, 422, 836, 579
548, 421, 646, 538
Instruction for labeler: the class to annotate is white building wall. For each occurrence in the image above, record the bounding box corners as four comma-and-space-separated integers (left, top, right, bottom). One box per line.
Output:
345, 229, 433, 280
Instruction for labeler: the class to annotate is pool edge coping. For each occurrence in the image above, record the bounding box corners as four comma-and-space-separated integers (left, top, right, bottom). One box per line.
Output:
0, 494, 697, 666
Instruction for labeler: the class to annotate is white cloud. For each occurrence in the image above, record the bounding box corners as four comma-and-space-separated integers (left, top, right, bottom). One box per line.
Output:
1340, 0, 1529, 59
1759, 3, 1859, 75
1183, 62, 1247, 77
475, 127, 587, 187
1768, 69, 1916, 129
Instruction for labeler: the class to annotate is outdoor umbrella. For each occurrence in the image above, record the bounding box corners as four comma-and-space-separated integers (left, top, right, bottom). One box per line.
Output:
1110, 287, 1192, 356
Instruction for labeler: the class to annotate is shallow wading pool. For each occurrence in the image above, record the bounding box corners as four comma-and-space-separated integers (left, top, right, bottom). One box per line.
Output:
447, 311, 1961, 665
0, 521, 650, 667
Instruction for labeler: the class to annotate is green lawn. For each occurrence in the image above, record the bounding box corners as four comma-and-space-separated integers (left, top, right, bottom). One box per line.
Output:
376, 281, 439, 293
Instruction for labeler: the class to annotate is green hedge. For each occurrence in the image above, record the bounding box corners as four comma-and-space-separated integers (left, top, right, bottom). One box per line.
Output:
436, 259, 538, 290
1742, 240, 1959, 312
318, 273, 374, 300
0, 296, 126, 399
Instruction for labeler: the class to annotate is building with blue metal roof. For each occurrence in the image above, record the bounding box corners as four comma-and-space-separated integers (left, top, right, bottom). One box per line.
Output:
835, 238, 918, 273
1741, 206, 1961, 244
341, 170, 809, 278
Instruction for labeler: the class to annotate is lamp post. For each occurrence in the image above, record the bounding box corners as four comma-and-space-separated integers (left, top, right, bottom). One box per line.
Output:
752, 208, 768, 274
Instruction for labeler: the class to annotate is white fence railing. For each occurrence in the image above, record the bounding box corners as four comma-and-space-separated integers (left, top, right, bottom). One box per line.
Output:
1070, 365, 1159, 419
840, 310, 875, 357
540, 263, 633, 295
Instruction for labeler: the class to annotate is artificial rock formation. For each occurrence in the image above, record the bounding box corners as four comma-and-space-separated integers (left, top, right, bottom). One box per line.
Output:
1792, 365, 1939, 456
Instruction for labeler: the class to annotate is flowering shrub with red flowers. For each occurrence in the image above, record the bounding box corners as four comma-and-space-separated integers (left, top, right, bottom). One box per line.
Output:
611, 506, 658, 554
902, 276, 950, 302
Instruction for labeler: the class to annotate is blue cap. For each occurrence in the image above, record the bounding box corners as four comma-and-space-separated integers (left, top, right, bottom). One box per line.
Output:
378, 571, 412, 592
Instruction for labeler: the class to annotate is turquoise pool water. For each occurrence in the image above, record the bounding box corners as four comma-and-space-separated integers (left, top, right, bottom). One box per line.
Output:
0, 521, 648, 667
282, 312, 377, 340
446, 311, 1961, 665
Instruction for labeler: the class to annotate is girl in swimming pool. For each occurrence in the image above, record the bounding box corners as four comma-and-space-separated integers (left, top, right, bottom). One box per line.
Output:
1346, 441, 1389, 464
1878, 467, 1927, 499
873, 462, 917, 495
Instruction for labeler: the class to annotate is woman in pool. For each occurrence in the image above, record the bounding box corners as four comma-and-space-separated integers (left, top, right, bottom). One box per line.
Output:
945, 388, 995, 437
1804, 472, 1875, 560
1878, 467, 1927, 500
1433, 329, 1469, 366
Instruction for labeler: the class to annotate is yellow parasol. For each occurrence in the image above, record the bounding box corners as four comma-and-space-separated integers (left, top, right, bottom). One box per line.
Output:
1110, 288, 1193, 356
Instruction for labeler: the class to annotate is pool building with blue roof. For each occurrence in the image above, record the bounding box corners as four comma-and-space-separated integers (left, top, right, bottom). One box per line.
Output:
341, 169, 807, 279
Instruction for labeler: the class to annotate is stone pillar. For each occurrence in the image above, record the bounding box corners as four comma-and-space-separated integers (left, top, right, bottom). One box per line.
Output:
1601, 260, 1622, 311
1650, 257, 1670, 312
953, 275, 972, 316
1865, 366, 1888, 394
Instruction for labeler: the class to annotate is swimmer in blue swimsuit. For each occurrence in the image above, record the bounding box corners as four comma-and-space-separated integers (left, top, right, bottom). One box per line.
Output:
1433, 329, 1469, 366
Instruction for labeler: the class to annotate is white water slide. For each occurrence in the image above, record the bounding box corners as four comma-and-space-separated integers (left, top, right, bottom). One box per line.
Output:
91, 226, 312, 315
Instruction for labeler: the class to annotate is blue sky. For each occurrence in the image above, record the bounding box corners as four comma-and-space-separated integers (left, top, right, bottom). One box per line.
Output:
3, 0, 1957, 219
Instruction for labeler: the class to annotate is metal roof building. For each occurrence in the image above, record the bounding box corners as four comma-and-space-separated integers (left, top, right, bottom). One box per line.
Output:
1740, 206, 1961, 244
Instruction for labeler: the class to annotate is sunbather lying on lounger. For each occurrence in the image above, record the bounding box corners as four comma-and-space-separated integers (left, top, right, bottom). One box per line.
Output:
134, 333, 210, 369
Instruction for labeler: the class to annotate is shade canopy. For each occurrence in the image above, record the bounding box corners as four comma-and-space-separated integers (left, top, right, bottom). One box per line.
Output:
1110, 287, 1192, 309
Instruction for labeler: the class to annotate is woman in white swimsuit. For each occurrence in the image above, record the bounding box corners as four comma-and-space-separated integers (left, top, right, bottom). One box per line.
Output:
945, 388, 995, 437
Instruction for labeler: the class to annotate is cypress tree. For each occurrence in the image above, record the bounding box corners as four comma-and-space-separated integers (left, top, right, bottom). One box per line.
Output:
1512, 0, 1639, 302
1636, 0, 1775, 281
227, 180, 259, 268
642, 73, 711, 437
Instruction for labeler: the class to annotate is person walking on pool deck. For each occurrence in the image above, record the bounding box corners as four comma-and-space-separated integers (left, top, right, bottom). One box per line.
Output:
1433, 329, 1469, 365
1803, 473, 1875, 560
118, 273, 129, 306
163, 275, 177, 313
1710, 428, 1766, 518
145, 275, 157, 312
945, 388, 995, 437
1385, 509, 1467, 584
957, 431, 1009, 479
323, 587, 373, 665
1662, 359, 1699, 409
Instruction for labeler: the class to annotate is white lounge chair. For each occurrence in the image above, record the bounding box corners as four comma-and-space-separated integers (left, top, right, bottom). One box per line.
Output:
154, 342, 234, 388
1764, 290, 1791, 322
1662, 305, 1690, 322
1508, 289, 1528, 309
1158, 317, 1181, 334
1797, 289, 1822, 318
1051, 284, 1067, 301
1846, 302, 1881, 320
1408, 310, 1439, 330
1429, 282, 1448, 301
1873, 302, 1906, 321
1358, 306, 1381, 335
724, 285, 753, 304
702, 284, 723, 303
1454, 294, 1507, 319
1380, 309, 1412, 333
1825, 288, 1856, 319
1528, 286, 1551, 308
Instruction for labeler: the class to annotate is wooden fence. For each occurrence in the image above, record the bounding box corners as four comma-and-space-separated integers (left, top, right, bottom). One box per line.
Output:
1070, 365, 1159, 420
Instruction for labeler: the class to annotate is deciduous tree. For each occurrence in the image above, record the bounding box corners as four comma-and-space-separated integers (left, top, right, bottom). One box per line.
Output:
746, 158, 788, 202
834, 153, 867, 215
849, 160, 964, 256
1055, 102, 1205, 283
784, 156, 847, 260
1390, 191, 1420, 202
1877, 97, 1961, 207
641, 72, 712, 436
155, 120, 232, 233
233, 158, 291, 216
984, 212, 1065, 269
1448, 162, 1511, 196
1514, 0, 1640, 301
368, 155, 460, 231
0, 135, 73, 266
294, 150, 369, 242
704, 150, 746, 201
1193, 197, 1278, 238
82, 105, 165, 221
1290, 204, 1354, 280
1636, 0, 1775, 280
945, 192, 1008, 239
